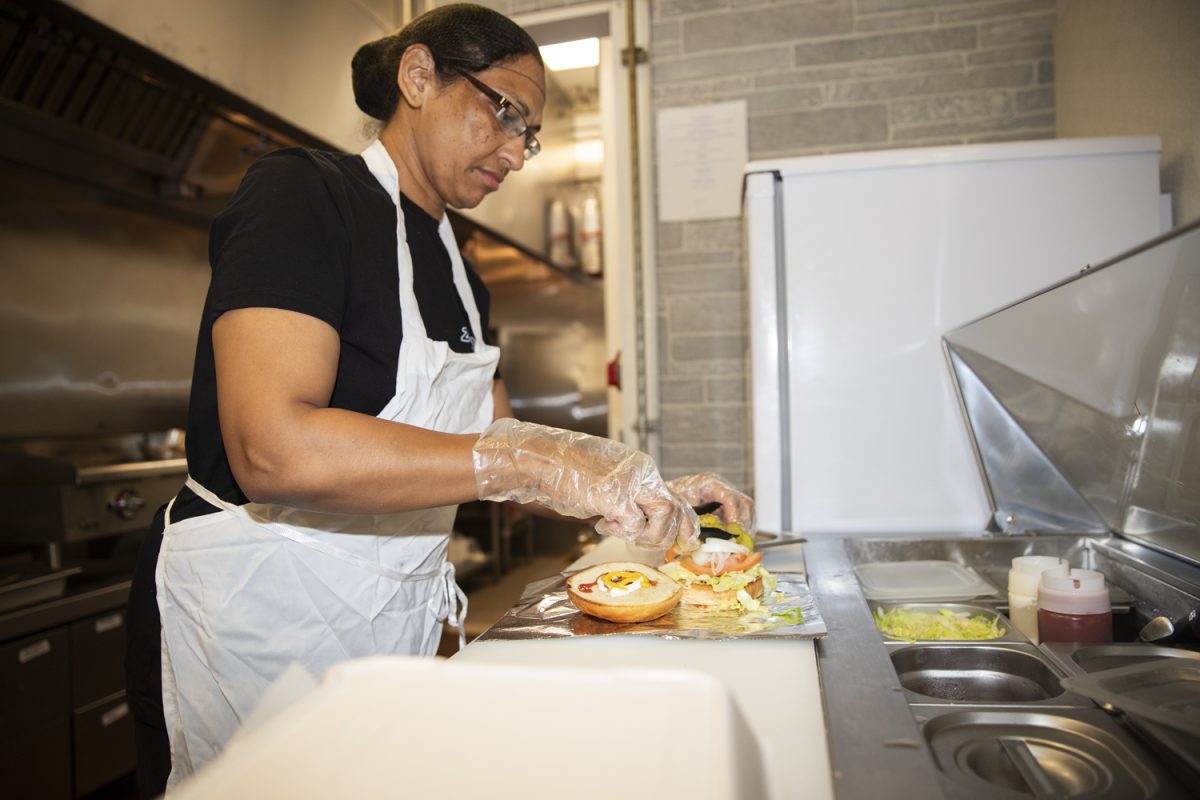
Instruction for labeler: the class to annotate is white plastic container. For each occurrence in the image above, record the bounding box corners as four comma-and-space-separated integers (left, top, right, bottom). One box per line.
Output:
854, 560, 996, 602
578, 194, 603, 275
547, 198, 573, 267
1007, 556, 1068, 643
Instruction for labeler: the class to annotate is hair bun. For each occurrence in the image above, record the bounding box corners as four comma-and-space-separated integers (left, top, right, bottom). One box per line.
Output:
351, 38, 400, 121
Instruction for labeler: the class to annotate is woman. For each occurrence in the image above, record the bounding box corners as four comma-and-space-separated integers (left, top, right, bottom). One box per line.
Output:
126, 4, 753, 794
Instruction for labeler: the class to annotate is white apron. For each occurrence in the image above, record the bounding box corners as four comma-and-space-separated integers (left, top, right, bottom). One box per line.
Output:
156, 139, 498, 790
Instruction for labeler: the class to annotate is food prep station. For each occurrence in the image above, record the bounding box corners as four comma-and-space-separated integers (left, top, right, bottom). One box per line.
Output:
170, 528, 1200, 800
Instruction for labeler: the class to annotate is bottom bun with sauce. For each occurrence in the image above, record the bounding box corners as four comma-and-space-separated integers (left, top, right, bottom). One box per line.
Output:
566, 562, 682, 623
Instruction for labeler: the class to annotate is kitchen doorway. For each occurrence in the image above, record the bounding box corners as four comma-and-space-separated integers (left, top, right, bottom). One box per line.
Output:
458, 1, 659, 456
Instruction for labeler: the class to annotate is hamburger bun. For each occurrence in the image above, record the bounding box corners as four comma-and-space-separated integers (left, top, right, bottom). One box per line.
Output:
566, 562, 682, 623
680, 575, 764, 607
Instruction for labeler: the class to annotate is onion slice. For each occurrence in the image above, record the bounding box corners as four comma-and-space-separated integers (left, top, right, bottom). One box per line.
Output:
699, 539, 749, 555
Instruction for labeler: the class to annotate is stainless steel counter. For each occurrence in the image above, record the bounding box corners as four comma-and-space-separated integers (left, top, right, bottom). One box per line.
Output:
803, 535, 946, 799
0, 575, 130, 642
805, 532, 1200, 800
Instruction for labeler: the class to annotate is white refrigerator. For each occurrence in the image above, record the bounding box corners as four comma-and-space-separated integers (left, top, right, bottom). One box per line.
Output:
744, 136, 1165, 536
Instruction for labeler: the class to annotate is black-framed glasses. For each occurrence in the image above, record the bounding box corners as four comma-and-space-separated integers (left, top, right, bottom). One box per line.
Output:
455, 70, 541, 160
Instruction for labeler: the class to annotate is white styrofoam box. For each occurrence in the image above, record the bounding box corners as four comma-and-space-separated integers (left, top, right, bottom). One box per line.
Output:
746, 136, 1164, 535
171, 655, 767, 800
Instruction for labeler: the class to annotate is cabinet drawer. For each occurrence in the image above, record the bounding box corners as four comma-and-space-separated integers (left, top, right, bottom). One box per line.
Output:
0, 628, 71, 800
73, 691, 135, 798
0, 714, 71, 800
0, 627, 70, 724
69, 609, 127, 706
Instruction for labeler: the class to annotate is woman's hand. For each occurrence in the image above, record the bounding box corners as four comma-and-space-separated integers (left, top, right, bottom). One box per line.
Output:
666, 472, 755, 534
473, 419, 699, 550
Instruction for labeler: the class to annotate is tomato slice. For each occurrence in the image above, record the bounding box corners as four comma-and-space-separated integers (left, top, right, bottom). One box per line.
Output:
678, 550, 762, 577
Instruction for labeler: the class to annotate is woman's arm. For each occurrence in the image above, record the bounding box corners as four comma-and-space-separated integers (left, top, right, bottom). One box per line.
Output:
213, 306, 480, 514
215, 309, 697, 547
491, 378, 514, 421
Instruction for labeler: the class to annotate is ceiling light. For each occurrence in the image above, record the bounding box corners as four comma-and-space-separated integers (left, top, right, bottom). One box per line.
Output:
540, 38, 600, 71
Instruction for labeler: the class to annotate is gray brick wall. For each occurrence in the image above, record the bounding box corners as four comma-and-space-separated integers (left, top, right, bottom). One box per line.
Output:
455, 0, 1056, 492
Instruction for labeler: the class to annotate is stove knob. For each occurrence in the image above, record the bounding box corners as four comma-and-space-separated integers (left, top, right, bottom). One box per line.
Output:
110, 489, 147, 520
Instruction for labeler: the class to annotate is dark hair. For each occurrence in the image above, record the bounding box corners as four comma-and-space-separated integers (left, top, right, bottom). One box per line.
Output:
351, 3, 543, 122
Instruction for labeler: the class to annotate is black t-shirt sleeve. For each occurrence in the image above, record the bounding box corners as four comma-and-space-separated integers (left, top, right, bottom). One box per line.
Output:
207, 150, 349, 328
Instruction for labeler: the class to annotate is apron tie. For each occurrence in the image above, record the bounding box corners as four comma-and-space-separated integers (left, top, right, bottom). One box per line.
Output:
431, 562, 469, 651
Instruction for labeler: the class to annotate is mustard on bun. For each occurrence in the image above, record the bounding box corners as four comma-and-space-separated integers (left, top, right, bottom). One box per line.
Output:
566, 562, 683, 623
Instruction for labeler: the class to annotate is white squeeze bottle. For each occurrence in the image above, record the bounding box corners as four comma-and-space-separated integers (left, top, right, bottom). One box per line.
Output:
1008, 556, 1067, 643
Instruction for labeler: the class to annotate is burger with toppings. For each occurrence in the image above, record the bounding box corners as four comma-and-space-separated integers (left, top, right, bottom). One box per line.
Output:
659, 514, 773, 611
566, 562, 682, 623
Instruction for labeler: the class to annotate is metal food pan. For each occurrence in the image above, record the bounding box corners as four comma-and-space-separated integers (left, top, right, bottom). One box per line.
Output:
1125, 716, 1200, 795
1040, 641, 1200, 677
1061, 660, 1200, 737
869, 602, 1024, 644
914, 706, 1191, 799
889, 642, 1092, 707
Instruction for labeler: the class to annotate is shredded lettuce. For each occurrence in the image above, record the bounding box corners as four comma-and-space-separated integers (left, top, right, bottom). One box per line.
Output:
772, 607, 805, 625
660, 561, 775, 612
735, 588, 761, 611
874, 607, 1002, 642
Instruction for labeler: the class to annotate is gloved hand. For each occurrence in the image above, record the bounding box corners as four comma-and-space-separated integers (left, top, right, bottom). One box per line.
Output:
666, 472, 756, 534
473, 418, 699, 550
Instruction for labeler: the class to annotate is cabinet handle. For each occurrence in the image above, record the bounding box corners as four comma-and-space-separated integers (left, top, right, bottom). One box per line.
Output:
95, 613, 124, 634
101, 702, 130, 727
18, 639, 51, 663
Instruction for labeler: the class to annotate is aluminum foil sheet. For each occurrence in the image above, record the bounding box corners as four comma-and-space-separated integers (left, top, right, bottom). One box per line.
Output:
476, 571, 827, 641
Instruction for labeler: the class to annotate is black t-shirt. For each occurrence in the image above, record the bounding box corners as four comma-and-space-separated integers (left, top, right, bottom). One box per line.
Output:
171, 148, 492, 522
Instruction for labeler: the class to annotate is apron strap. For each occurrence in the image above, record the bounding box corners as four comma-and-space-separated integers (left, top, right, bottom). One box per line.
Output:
185, 474, 231, 512
362, 138, 486, 349
438, 215, 485, 347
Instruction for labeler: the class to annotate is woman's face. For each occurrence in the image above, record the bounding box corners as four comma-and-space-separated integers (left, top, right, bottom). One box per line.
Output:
417, 54, 546, 211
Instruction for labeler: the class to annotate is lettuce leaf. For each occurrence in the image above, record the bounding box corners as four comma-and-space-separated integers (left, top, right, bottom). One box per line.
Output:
659, 562, 775, 612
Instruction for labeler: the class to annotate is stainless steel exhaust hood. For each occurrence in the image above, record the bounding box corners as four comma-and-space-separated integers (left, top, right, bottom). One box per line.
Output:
0, 0, 331, 225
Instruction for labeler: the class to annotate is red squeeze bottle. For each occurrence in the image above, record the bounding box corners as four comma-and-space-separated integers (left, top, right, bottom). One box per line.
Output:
1037, 567, 1113, 644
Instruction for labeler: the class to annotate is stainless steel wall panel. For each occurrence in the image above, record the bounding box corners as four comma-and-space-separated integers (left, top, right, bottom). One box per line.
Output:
0, 161, 208, 440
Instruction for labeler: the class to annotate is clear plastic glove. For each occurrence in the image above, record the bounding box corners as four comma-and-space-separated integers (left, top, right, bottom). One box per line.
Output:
666, 472, 756, 534
473, 418, 699, 550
